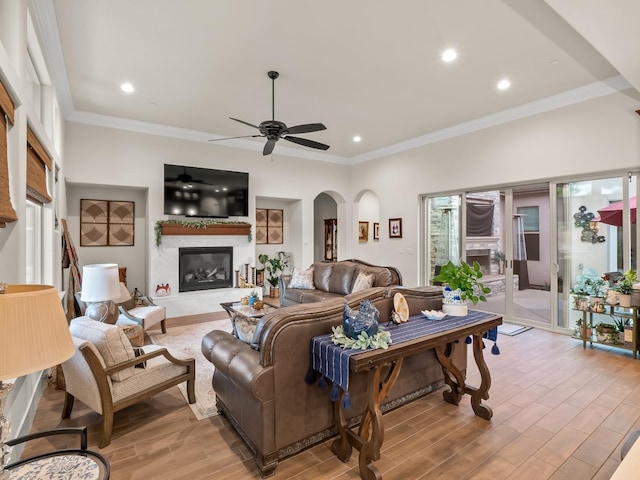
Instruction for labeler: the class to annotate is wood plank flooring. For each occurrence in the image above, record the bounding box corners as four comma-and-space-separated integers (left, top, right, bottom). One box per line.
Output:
22, 324, 640, 479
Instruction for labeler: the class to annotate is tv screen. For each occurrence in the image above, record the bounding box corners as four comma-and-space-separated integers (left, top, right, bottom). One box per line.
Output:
164, 164, 249, 218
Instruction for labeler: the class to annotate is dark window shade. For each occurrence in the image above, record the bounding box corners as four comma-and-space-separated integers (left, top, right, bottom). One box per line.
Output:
26, 127, 52, 205
524, 233, 540, 261
466, 203, 494, 236
0, 79, 17, 227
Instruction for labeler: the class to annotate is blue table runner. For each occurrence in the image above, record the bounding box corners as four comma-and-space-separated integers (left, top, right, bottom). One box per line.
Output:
309, 310, 498, 398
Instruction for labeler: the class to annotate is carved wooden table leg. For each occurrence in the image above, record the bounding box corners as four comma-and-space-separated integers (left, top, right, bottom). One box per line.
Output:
332, 360, 404, 480
434, 341, 466, 406
331, 388, 352, 462
468, 333, 493, 420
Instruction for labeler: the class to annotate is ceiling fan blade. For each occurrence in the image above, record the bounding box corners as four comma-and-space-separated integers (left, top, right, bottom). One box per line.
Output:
263, 139, 277, 155
283, 136, 330, 151
208, 134, 263, 142
229, 117, 260, 129
286, 123, 327, 135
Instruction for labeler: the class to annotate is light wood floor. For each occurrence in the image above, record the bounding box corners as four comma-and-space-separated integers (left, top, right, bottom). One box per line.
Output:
23, 324, 640, 480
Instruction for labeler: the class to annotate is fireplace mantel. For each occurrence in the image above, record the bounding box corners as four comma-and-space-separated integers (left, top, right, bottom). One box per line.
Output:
156, 221, 251, 246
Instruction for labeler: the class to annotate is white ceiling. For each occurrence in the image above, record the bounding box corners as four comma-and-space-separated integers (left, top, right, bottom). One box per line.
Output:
36, 0, 638, 163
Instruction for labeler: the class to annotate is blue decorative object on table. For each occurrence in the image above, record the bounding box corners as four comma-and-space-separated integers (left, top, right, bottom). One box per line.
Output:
343, 300, 380, 339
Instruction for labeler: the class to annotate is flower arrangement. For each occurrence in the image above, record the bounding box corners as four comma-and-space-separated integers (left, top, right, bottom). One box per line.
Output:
571, 268, 607, 297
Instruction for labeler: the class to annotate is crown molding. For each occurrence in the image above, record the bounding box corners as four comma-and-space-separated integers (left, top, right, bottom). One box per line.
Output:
349, 75, 633, 164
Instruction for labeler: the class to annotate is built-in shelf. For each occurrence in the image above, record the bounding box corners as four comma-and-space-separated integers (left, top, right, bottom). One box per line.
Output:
159, 222, 251, 237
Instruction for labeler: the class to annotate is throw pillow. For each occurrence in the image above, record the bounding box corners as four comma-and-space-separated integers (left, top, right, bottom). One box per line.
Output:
234, 315, 261, 345
351, 272, 375, 293
69, 317, 136, 382
288, 267, 316, 289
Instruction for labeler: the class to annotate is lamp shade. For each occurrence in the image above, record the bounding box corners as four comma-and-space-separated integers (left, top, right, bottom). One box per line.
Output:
0, 285, 74, 381
80, 264, 120, 302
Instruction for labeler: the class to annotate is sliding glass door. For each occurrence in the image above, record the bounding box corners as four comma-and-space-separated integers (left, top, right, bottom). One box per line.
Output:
557, 174, 637, 333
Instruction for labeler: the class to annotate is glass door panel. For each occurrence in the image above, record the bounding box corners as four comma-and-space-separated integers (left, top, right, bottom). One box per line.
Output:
426, 195, 461, 280
556, 176, 634, 333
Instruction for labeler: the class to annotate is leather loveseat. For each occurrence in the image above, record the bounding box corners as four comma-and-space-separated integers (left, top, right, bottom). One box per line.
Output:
278, 259, 402, 307
201, 285, 466, 477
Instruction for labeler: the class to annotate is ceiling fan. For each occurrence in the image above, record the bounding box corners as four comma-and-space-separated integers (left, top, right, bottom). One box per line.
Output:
209, 71, 329, 156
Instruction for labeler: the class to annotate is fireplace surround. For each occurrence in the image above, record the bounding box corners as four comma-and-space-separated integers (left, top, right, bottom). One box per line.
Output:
179, 246, 233, 292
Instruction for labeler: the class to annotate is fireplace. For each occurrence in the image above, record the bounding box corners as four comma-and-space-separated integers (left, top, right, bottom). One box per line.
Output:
179, 246, 233, 292
466, 248, 491, 275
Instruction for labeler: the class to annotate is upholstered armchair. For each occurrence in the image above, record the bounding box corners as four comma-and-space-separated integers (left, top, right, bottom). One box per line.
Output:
116, 284, 167, 334
61, 318, 195, 447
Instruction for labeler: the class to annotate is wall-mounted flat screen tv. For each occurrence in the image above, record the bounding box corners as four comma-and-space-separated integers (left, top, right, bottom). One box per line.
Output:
164, 164, 249, 218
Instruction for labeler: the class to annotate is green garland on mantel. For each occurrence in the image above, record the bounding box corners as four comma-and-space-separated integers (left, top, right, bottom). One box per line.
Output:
154, 220, 252, 247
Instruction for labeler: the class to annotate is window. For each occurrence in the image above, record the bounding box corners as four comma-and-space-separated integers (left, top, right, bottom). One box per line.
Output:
517, 206, 540, 261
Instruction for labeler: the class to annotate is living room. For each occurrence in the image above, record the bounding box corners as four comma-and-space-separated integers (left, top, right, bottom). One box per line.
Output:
1, 1, 640, 478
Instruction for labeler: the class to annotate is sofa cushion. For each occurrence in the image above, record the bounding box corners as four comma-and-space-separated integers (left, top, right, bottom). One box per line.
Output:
313, 263, 334, 291
69, 317, 136, 381
288, 267, 315, 289
328, 264, 357, 294
351, 272, 375, 293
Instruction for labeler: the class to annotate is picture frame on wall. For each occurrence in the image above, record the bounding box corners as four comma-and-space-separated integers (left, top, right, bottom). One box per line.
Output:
389, 218, 402, 238
373, 222, 380, 240
80, 199, 108, 246
358, 221, 369, 242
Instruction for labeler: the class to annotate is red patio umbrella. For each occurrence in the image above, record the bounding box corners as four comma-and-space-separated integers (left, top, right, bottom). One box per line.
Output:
597, 197, 637, 227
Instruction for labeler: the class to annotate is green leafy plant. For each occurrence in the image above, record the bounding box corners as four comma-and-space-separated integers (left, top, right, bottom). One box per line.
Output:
615, 269, 637, 295
258, 252, 290, 287
249, 290, 259, 300
433, 260, 491, 305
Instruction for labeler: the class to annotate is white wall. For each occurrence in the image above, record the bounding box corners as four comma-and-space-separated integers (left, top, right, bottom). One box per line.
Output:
62, 122, 350, 298
66, 184, 148, 293
348, 90, 640, 286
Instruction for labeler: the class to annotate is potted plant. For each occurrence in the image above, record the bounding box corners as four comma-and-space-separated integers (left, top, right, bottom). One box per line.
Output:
493, 250, 506, 275
258, 252, 290, 298
432, 260, 491, 316
575, 318, 592, 339
572, 268, 606, 308
615, 269, 637, 308
595, 322, 617, 343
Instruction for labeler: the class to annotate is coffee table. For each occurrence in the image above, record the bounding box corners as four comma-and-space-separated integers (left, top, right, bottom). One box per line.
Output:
220, 301, 278, 344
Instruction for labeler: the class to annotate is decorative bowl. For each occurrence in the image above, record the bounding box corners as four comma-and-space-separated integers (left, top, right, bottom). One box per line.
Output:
421, 310, 446, 320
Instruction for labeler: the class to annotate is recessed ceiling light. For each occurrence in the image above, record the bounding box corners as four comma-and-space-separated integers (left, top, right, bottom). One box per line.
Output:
353, 135, 361, 143
121, 82, 134, 93
441, 49, 458, 63
497, 79, 511, 91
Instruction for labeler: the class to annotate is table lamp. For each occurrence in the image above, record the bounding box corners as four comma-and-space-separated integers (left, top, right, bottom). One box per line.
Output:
0, 284, 75, 473
80, 263, 121, 324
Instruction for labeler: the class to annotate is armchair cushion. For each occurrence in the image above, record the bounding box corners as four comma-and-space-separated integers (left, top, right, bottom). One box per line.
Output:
69, 317, 136, 382
118, 305, 165, 330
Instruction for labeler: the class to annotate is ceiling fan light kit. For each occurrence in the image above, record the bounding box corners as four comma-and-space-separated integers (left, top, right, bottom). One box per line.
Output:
209, 71, 329, 155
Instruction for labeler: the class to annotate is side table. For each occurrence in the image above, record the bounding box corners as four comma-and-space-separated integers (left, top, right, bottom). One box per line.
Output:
4, 427, 110, 479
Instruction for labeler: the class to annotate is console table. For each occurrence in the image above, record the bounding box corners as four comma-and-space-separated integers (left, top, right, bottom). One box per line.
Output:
311, 311, 502, 480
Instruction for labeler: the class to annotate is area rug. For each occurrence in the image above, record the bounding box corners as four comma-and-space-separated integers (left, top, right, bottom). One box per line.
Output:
498, 322, 532, 336
148, 318, 232, 420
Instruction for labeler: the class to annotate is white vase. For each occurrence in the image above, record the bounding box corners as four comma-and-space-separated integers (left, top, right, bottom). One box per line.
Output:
442, 303, 468, 317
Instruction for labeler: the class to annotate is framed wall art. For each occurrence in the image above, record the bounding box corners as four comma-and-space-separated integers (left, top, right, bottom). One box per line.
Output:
389, 218, 402, 238
80, 199, 135, 246
80, 199, 108, 246
373, 222, 380, 240
358, 221, 369, 242
255, 208, 283, 244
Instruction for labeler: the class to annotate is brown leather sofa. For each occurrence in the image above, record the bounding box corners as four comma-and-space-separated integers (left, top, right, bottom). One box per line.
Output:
201, 285, 466, 477
278, 259, 402, 307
